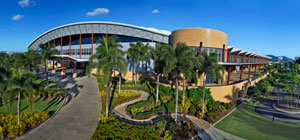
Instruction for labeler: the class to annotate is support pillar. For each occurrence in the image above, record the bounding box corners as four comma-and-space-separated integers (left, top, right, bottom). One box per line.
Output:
248, 64, 251, 77
91, 33, 94, 55
222, 44, 225, 62
80, 34, 82, 59
240, 65, 243, 80
227, 52, 230, 62
60, 37, 63, 55
254, 64, 257, 75
69, 35, 71, 56
106, 33, 108, 42
227, 66, 231, 85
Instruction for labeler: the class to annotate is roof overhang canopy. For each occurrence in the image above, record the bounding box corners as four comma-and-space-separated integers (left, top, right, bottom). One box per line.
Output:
28, 21, 170, 50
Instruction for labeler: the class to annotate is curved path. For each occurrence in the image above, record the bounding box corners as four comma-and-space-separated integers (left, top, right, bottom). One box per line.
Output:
113, 90, 244, 140
255, 96, 300, 124
19, 76, 101, 140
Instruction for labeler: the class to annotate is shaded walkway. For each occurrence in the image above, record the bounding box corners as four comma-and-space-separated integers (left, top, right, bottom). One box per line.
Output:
19, 76, 101, 140
113, 90, 243, 140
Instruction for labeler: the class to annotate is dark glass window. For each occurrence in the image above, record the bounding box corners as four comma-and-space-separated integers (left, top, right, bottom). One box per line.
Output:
50, 34, 152, 46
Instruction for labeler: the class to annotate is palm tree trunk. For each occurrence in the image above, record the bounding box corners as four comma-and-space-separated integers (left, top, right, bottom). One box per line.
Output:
45, 63, 49, 91
134, 63, 137, 85
175, 77, 179, 122
156, 74, 159, 106
202, 78, 206, 114
182, 77, 186, 107
297, 92, 300, 107
145, 61, 148, 73
105, 83, 111, 118
119, 73, 121, 94
17, 93, 20, 125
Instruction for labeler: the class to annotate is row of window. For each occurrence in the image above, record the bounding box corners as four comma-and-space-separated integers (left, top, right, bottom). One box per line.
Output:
58, 48, 92, 55
50, 34, 152, 46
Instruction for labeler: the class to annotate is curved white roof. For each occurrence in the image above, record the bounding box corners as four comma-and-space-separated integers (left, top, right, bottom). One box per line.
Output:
28, 21, 171, 50
228, 47, 270, 59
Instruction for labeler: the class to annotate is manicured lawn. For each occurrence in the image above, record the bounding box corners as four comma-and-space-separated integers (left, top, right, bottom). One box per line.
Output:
0, 98, 63, 116
215, 98, 300, 140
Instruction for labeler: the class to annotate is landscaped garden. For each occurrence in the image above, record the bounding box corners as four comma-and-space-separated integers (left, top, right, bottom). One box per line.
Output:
0, 45, 65, 138
86, 36, 245, 139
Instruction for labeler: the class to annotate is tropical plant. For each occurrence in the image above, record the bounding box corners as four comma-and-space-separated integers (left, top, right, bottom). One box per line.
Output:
24, 49, 41, 72
141, 43, 151, 73
196, 51, 225, 114
161, 43, 197, 122
127, 41, 143, 85
86, 35, 127, 117
150, 43, 170, 105
39, 43, 59, 90
2, 68, 35, 124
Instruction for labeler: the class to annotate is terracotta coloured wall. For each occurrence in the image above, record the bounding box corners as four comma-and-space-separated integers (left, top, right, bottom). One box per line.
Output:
171, 28, 227, 49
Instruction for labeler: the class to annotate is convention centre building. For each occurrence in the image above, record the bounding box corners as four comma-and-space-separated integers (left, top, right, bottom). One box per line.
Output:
28, 21, 271, 102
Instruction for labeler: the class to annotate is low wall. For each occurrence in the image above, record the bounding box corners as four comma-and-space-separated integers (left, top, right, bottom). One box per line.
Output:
91, 68, 268, 103
208, 73, 268, 103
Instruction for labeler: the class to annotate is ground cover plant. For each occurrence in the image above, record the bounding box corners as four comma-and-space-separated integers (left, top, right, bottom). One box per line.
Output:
126, 82, 235, 123
0, 112, 49, 138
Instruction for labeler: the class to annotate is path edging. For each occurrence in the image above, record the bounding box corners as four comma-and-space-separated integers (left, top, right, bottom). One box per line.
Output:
213, 102, 244, 126
272, 102, 300, 114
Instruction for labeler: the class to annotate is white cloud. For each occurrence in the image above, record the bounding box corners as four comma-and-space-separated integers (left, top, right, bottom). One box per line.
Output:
18, 0, 30, 7
12, 14, 24, 21
18, 0, 37, 7
87, 8, 109, 16
152, 9, 159, 14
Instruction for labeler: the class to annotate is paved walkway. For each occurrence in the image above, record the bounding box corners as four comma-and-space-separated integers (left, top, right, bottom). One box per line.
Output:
113, 90, 243, 140
19, 76, 101, 140
255, 96, 300, 124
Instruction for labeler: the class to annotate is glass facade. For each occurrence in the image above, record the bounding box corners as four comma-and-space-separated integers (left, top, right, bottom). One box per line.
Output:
50, 34, 153, 47
190, 46, 224, 62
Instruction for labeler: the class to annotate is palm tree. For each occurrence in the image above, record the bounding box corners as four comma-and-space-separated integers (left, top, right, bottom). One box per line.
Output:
127, 41, 143, 85
0, 52, 12, 79
24, 49, 42, 72
141, 43, 151, 73
86, 35, 127, 118
2, 68, 35, 124
150, 43, 170, 105
161, 43, 197, 122
39, 44, 59, 90
196, 51, 224, 114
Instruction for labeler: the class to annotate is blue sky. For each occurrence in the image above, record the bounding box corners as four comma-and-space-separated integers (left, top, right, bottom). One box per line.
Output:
0, 0, 299, 58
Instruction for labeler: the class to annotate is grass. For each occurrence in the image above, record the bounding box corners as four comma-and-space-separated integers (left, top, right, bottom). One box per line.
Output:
215, 97, 300, 140
0, 98, 64, 116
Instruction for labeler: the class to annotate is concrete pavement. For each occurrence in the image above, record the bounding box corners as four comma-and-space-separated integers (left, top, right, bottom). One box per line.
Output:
19, 76, 101, 140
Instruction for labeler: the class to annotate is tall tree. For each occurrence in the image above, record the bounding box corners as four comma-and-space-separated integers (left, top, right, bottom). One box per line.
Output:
141, 43, 151, 73
2, 68, 35, 124
39, 44, 59, 90
196, 51, 224, 114
24, 49, 42, 72
127, 41, 143, 85
86, 35, 127, 117
150, 43, 169, 105
161, 43, 197, 122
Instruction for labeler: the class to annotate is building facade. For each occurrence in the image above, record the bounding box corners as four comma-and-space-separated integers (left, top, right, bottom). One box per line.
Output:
28, 21, 271, 86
